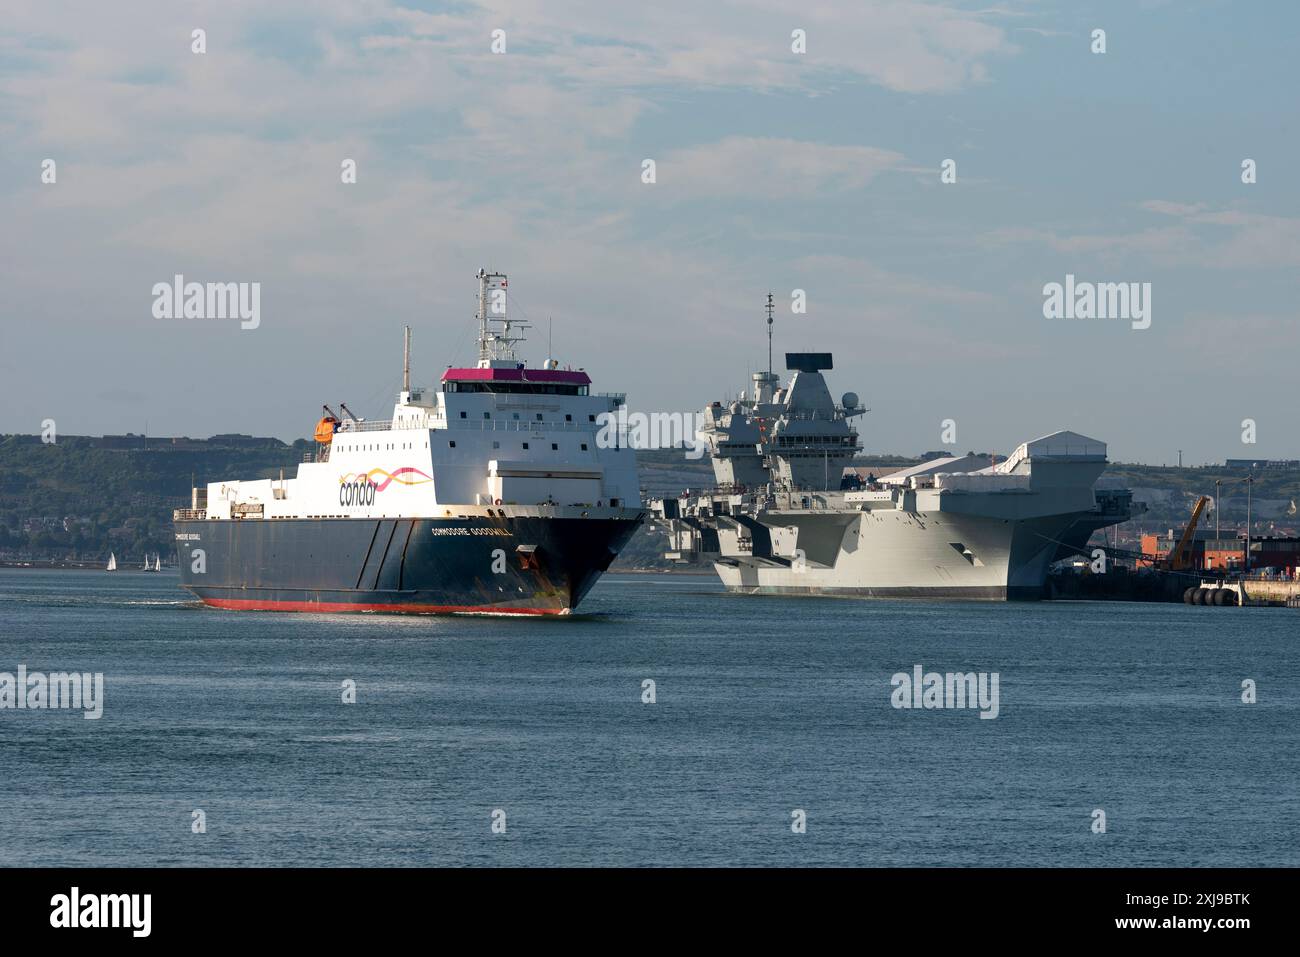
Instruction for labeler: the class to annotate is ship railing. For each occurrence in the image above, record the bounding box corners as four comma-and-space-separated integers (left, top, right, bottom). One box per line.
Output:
173, 508, 207, 520
330, 416, 629, 436
451, 419, 625, 435
771, 492, 833, 510
336, 413, 633, 436
340, 417, 632, 439
338, 419, 399, 433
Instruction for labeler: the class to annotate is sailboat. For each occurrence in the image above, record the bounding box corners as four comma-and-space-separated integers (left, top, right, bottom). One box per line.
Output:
106, 552, 118, 572
154, 554, 162, 572
143, 552, 160, 572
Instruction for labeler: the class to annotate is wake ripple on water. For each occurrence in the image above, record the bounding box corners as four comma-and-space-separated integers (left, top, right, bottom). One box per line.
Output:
0, 594, 199, 609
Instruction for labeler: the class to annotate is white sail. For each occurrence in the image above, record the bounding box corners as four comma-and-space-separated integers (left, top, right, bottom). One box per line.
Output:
154, 554, 162, 571
107, 552, 117, 571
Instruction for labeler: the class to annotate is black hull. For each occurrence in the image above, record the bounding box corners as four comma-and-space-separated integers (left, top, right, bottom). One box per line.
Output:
174, 514, 641, 615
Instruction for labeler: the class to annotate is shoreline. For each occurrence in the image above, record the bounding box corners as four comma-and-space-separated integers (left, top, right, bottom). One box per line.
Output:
0, 561, 170, 571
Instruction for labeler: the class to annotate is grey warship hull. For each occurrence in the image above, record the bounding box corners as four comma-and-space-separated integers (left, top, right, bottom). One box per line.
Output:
650, 348, 1139, 601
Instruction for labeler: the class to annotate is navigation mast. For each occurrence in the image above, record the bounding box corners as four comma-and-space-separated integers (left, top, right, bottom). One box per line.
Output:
403, 325, 411, 392
477, 269, 531, 368
752, 292, 779, 404
765, 291, 774, 376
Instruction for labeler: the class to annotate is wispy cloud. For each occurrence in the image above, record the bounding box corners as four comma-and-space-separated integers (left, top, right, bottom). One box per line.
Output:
982, 201, 1300, 269
2, 0, 1297, 466
657, 137, 907, 199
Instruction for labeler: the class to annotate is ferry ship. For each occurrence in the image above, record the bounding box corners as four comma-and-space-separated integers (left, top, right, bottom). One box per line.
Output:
174, 270, 643, 615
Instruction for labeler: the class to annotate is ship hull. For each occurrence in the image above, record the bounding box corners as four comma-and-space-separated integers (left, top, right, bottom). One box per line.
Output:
174, 513, 641, 616
711, 507, 1101, 602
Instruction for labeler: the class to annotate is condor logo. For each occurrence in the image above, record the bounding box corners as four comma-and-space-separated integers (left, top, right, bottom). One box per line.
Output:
339, 478, 377, 506
338, 467, 433, 507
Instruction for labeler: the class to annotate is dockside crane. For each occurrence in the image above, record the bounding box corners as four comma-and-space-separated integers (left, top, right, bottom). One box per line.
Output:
1165, 495, 1211, 571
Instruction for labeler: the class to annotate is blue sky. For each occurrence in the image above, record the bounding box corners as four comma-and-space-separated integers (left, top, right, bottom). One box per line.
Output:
1, 0, 1296, 464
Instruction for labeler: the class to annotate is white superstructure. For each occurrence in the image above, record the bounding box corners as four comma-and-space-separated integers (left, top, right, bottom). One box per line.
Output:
188, 270, 639, 526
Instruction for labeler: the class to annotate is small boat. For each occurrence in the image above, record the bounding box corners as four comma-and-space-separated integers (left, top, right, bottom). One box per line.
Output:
143, 552, 159, 572
154, 554, 162, 572
106, 552, 118, 572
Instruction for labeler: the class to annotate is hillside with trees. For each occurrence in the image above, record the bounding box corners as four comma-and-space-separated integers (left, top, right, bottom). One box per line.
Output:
2, 434, 1295, 568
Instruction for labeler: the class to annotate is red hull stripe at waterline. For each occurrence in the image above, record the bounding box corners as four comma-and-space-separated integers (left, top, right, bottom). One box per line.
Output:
200, 597, 566, 615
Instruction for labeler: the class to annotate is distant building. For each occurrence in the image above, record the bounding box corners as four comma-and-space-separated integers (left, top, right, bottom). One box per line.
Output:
97, 433, 200, 450
1141, 530, 1300, 572
94, 433, 287, 451
206, 433, 287, 449
1224, 458, 1300, 470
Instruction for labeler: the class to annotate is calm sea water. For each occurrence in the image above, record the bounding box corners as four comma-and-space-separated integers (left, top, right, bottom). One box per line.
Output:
0, 567, 1295, 867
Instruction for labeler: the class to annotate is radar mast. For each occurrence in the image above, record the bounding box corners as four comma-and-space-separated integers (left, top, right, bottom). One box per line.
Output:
752, 292, 779, 404
477, 269, 531, 368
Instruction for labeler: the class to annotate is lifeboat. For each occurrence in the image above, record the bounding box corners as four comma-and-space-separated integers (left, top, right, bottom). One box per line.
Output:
314, 415, 340, 444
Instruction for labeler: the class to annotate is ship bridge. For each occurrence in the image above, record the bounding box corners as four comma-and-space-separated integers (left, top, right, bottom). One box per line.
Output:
759, 352, 863, 490
441, 366, 593, 396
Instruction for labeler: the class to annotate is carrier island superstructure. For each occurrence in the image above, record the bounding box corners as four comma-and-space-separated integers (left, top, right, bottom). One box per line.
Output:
650, 318, 1138, 600
174, 270, 642, 615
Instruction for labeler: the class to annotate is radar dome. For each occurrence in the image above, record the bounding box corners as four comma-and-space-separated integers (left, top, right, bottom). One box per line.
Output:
842, 392, 859, 410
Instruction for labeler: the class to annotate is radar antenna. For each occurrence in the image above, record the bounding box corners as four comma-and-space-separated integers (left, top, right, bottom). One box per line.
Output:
477, 268, 530, 367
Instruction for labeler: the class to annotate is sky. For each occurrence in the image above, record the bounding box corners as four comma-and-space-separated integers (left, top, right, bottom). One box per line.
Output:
1, 0, 1296, 465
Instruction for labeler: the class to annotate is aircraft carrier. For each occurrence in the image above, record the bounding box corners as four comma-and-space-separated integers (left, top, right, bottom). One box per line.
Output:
648, 303, 1138, 600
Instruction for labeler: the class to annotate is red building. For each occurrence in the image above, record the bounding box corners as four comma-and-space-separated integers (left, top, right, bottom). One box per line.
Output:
1141, 531, 1300, 574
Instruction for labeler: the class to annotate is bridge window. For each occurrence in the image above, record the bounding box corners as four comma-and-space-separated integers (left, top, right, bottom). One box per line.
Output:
459, 411, 466, 418
444, 381, 585, 396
